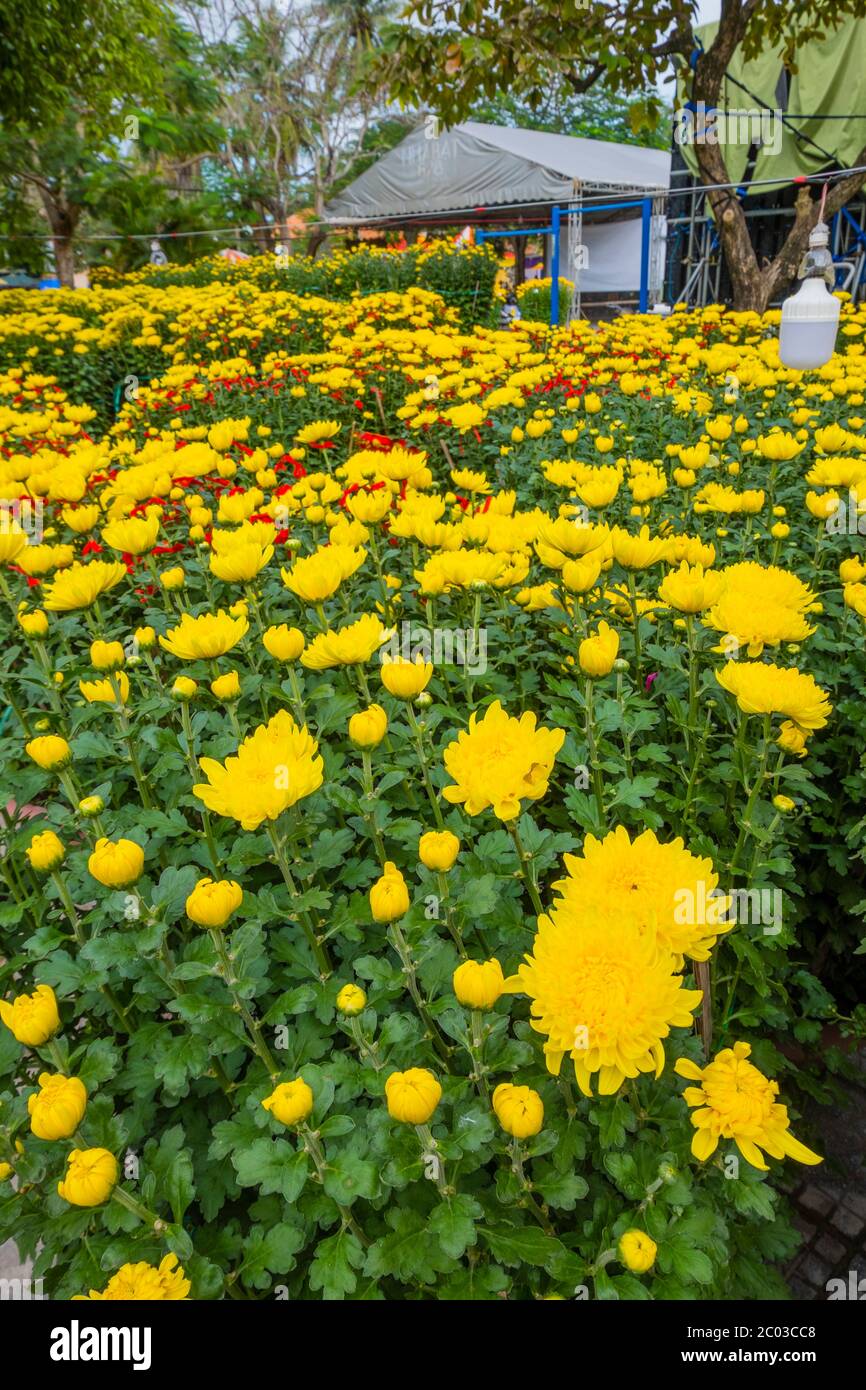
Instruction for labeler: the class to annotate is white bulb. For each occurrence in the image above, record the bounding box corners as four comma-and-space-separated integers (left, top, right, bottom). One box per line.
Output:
779, 276, 841, 370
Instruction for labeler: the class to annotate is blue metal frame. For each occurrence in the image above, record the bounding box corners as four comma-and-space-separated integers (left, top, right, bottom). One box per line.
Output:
477, 196, 654, 325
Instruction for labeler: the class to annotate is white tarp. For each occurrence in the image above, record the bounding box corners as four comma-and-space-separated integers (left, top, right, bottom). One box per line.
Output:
325, 122, 671, 224
561, 219, 645, 292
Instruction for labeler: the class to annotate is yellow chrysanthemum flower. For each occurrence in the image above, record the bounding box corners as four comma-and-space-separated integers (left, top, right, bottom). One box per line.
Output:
705, 561, 818, 656
715, 661, 832, 731
552, 827, 732, 963
658, 562, 726, 615
675, 1042, 822, 1170
101, 515, 160, 555
193, 709, 323, 829
282, 545, 365, 603
300, 613, 390, 670
209, 541, 273, 583
159, 609, 249, 660
442, 699, 564, 820
505, 909, 702, 1096
74, 1254, 190, 1301
42, 560, 126, 612
295, 419, 341, 444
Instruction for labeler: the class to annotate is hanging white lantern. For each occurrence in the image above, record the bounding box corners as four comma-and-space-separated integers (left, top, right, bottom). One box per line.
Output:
778, 218, 840, 370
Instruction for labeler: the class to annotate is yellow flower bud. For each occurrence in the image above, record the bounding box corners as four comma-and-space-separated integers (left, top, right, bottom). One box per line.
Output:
172, 676, 198, 701
385, 1068, 441, 1124
57, 1147, 118, 1207
78, 795, 104, 818
618, 1229, 657, 1274
28, 1072, 87, 1140
492, 1082, 544, 1138
773, 794, 796, 813
25, 829, 65, 873
134, 625, 156, 651
80, 672, 130, 705
777, 721, 808, 758
0, 984, 61, 1045
87, 837, 145, 888
578, 620, 619, 677
336, 983, 367, 1016
18, 609, 49, 637
418, 830, 460, 872
185, 876, 243, 928
90, 640, 125, 671
25, 735, 71, 771
452, 958, 504, 1010
210, 670, 241, 702
379, 655, 433, 699
261, 1078, 314, 1126
369, 861, 410, 922
263, 625, 305, 662
348, 703, 388, 748
160, 566, 185, 591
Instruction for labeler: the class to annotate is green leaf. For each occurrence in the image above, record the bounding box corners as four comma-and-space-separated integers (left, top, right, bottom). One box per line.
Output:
479, 1225, 566, 1269
429, 1194, 483, 1259
364, 1209, 454, 1283
152, 865, 200, 924
153, 1032, 211, 1097
240, 1222, 305, 1290
232, 1137, 309, 1202
308, 1230, 365, 1300
323, 1154, 379, 1206
533, 1164, 589, 1211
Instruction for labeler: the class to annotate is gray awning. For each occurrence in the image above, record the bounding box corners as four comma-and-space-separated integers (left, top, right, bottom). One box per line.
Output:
325, 121, 671, 224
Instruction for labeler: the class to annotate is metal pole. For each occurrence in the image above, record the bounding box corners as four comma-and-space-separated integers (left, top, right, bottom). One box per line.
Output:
639, 198, 651, 312
551, 205, 561, 326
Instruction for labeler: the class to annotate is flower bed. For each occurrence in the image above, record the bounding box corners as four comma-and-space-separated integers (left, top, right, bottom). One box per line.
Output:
0, 262, 864, 1300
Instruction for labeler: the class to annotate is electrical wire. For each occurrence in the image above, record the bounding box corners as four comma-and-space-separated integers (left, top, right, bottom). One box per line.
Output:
720, 70, 838, 166
2, 165, 866, 243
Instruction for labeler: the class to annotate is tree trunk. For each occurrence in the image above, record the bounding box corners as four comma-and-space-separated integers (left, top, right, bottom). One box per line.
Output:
305, 225, 329, 258
53, 235, 76, 288
36, 187, 79, 288
760, 149, 866, 307
306, 189, 328, 258
688, 2, 866, 311
690, 0, 766, 311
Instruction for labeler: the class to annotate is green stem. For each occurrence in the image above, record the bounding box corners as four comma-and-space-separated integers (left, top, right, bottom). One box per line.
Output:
360, 750, 387, 866
467, 1010, 491, 1099
389, 920, 451, 1063
210, 926, 279, 1079
509, 1137, 554, 1235
584, 679, 607, 830
729, 715, 772, 876
507, 819, 544, 921
111, 1185, 170, 1235
299, 1122, 369, 1245
268, 824, 332, 977
179, 701, 221, 874
405, 703, 445, 828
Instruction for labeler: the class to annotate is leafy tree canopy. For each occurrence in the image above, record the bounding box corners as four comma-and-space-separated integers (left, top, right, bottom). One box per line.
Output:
0, 0, 170, 126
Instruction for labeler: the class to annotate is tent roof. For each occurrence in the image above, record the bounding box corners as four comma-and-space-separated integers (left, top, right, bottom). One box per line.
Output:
324, 121, 671, 224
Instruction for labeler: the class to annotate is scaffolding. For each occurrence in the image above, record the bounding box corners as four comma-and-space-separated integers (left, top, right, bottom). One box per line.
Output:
664, 159, 866, 308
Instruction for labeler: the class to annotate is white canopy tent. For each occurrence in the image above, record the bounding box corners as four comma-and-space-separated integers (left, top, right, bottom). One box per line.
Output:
324, 122, 671, 300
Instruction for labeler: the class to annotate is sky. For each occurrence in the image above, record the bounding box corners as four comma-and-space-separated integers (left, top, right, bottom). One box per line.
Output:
657, 0, 721, 94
